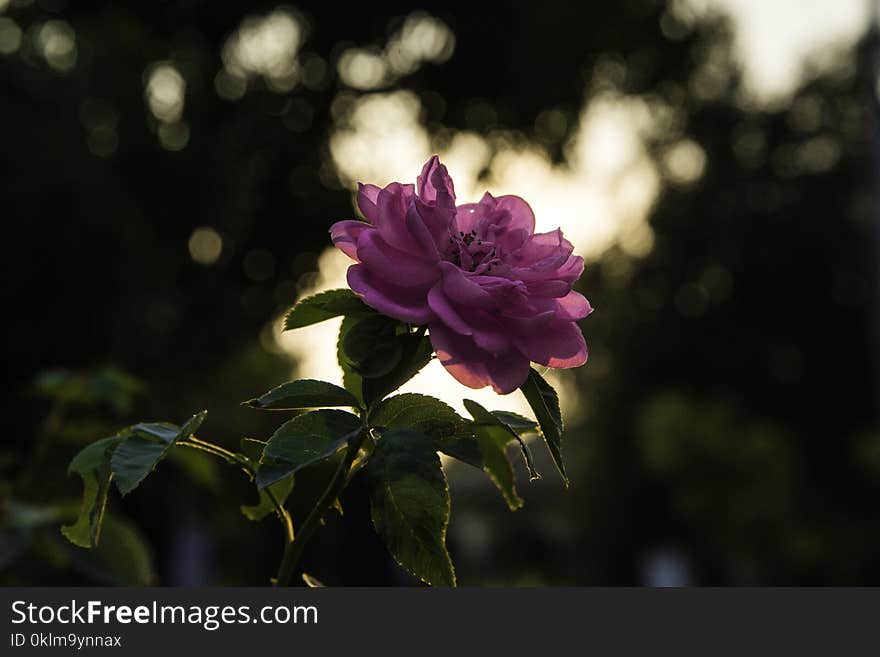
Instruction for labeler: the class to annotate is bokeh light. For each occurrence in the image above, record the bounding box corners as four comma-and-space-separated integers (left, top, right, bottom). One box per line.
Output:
188, 227, 224, 266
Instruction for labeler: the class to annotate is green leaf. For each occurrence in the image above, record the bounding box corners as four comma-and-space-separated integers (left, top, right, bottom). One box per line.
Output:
239, 439, 294, 521
91, 514, 155, 585
464, 400, 540, 480
437, 425, 484, 468
370, 393, 482, 468
342, 315, 404, 377
338, 316, 364, 405
112, 411, 207, 496
520, 369, 568, 486
127, 422, 178, 443
491, 411, 539, 434
178, 410, 208, 441
473, 421, 523, 511
284, 289, 371, 331
365, 429, 455, 587
241, 477, 295, 521
111, 439, 167, 496
370, 393, 459, 435
61, 435, 123, 548
362, 332, 434, 406
244, 379, 360, 410
239, 437, 267, 466
256, 410, 362, 489
62, 411, 207, 547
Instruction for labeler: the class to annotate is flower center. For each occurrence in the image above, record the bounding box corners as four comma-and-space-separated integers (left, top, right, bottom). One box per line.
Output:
447, 230, 500, 273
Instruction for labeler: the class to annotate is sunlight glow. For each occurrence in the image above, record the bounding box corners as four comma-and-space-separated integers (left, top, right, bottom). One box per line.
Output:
0, 17, 21, 54
671, 0, 872, 105
188, 227, 223, 266
385, 12, 455, 75
35, 20, 76, 72
221, 8, 303, 93
337, 48, 387, 90
336, 12, 455, 91
145, 63, 185, 123
662, 139, 707, 186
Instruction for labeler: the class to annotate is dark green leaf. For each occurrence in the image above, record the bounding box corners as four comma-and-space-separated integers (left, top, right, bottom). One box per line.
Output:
473, 422, 523, 511
112, 411, 207, 496
127, 422, 178, 443
239, 438, 295, 521
491, 411, 539, 434
362, 332, 434, 406
178, 410, 207, 441
238, 437, 267, 465
342, 315, 403, 377
338, 316, 364, 405
370, 393, 482, 468
244, 379, 360, 410
63, 411, 207, 547
256, 410, 362, 489
241, 476, 295, 521
61, 436, 123, 548
437, 423, 484, 468
283, 289, 371, 331
365, 429, 455, 587
464, 400, 540, 480
91, 514, 155, 585
520, 369, 568, 486
370, 393, 460, 439
111, 439, 169, 496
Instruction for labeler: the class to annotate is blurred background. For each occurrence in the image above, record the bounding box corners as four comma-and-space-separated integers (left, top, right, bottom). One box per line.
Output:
2, 0, 879, 585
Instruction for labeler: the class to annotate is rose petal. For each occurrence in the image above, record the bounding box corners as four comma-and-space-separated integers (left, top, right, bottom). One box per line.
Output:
485, 351, 531, 395
508, 229, 573, 273
555, 291, 593, 321
438, 261, 494, 306
503, 309, 558, 333
454, 205, 481, 235
356, 183, 382, 223
374, 182, 421, 254
417, 156, 456, 208
524, 279, 571, 298
470, 324, 511, 355
429, 321, 491, 389
356, 230, 439, 287
347, 264, 435, 324
494, 195, 536, 236
330, 220, 372, 261
405, 201, 441, 261
515, 320, 588, 369
553, 255, 584, 285
427, 284, 473, 336
429, 322, 530, 394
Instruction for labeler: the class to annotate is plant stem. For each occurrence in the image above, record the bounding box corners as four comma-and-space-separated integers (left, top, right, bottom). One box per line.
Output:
274, 428, 369, 586
266, 486, 295, 543
177, 437, 295, 546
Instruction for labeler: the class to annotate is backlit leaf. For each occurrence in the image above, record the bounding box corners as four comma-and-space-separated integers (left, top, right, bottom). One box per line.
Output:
283, 289, 371, 331
365, 429, 455, 587
520, 369, 567, 486
244, 379, 360, 411
256, 410, 361, 489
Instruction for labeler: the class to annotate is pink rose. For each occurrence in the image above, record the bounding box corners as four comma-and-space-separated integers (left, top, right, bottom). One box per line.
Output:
331, 156, 591, 394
